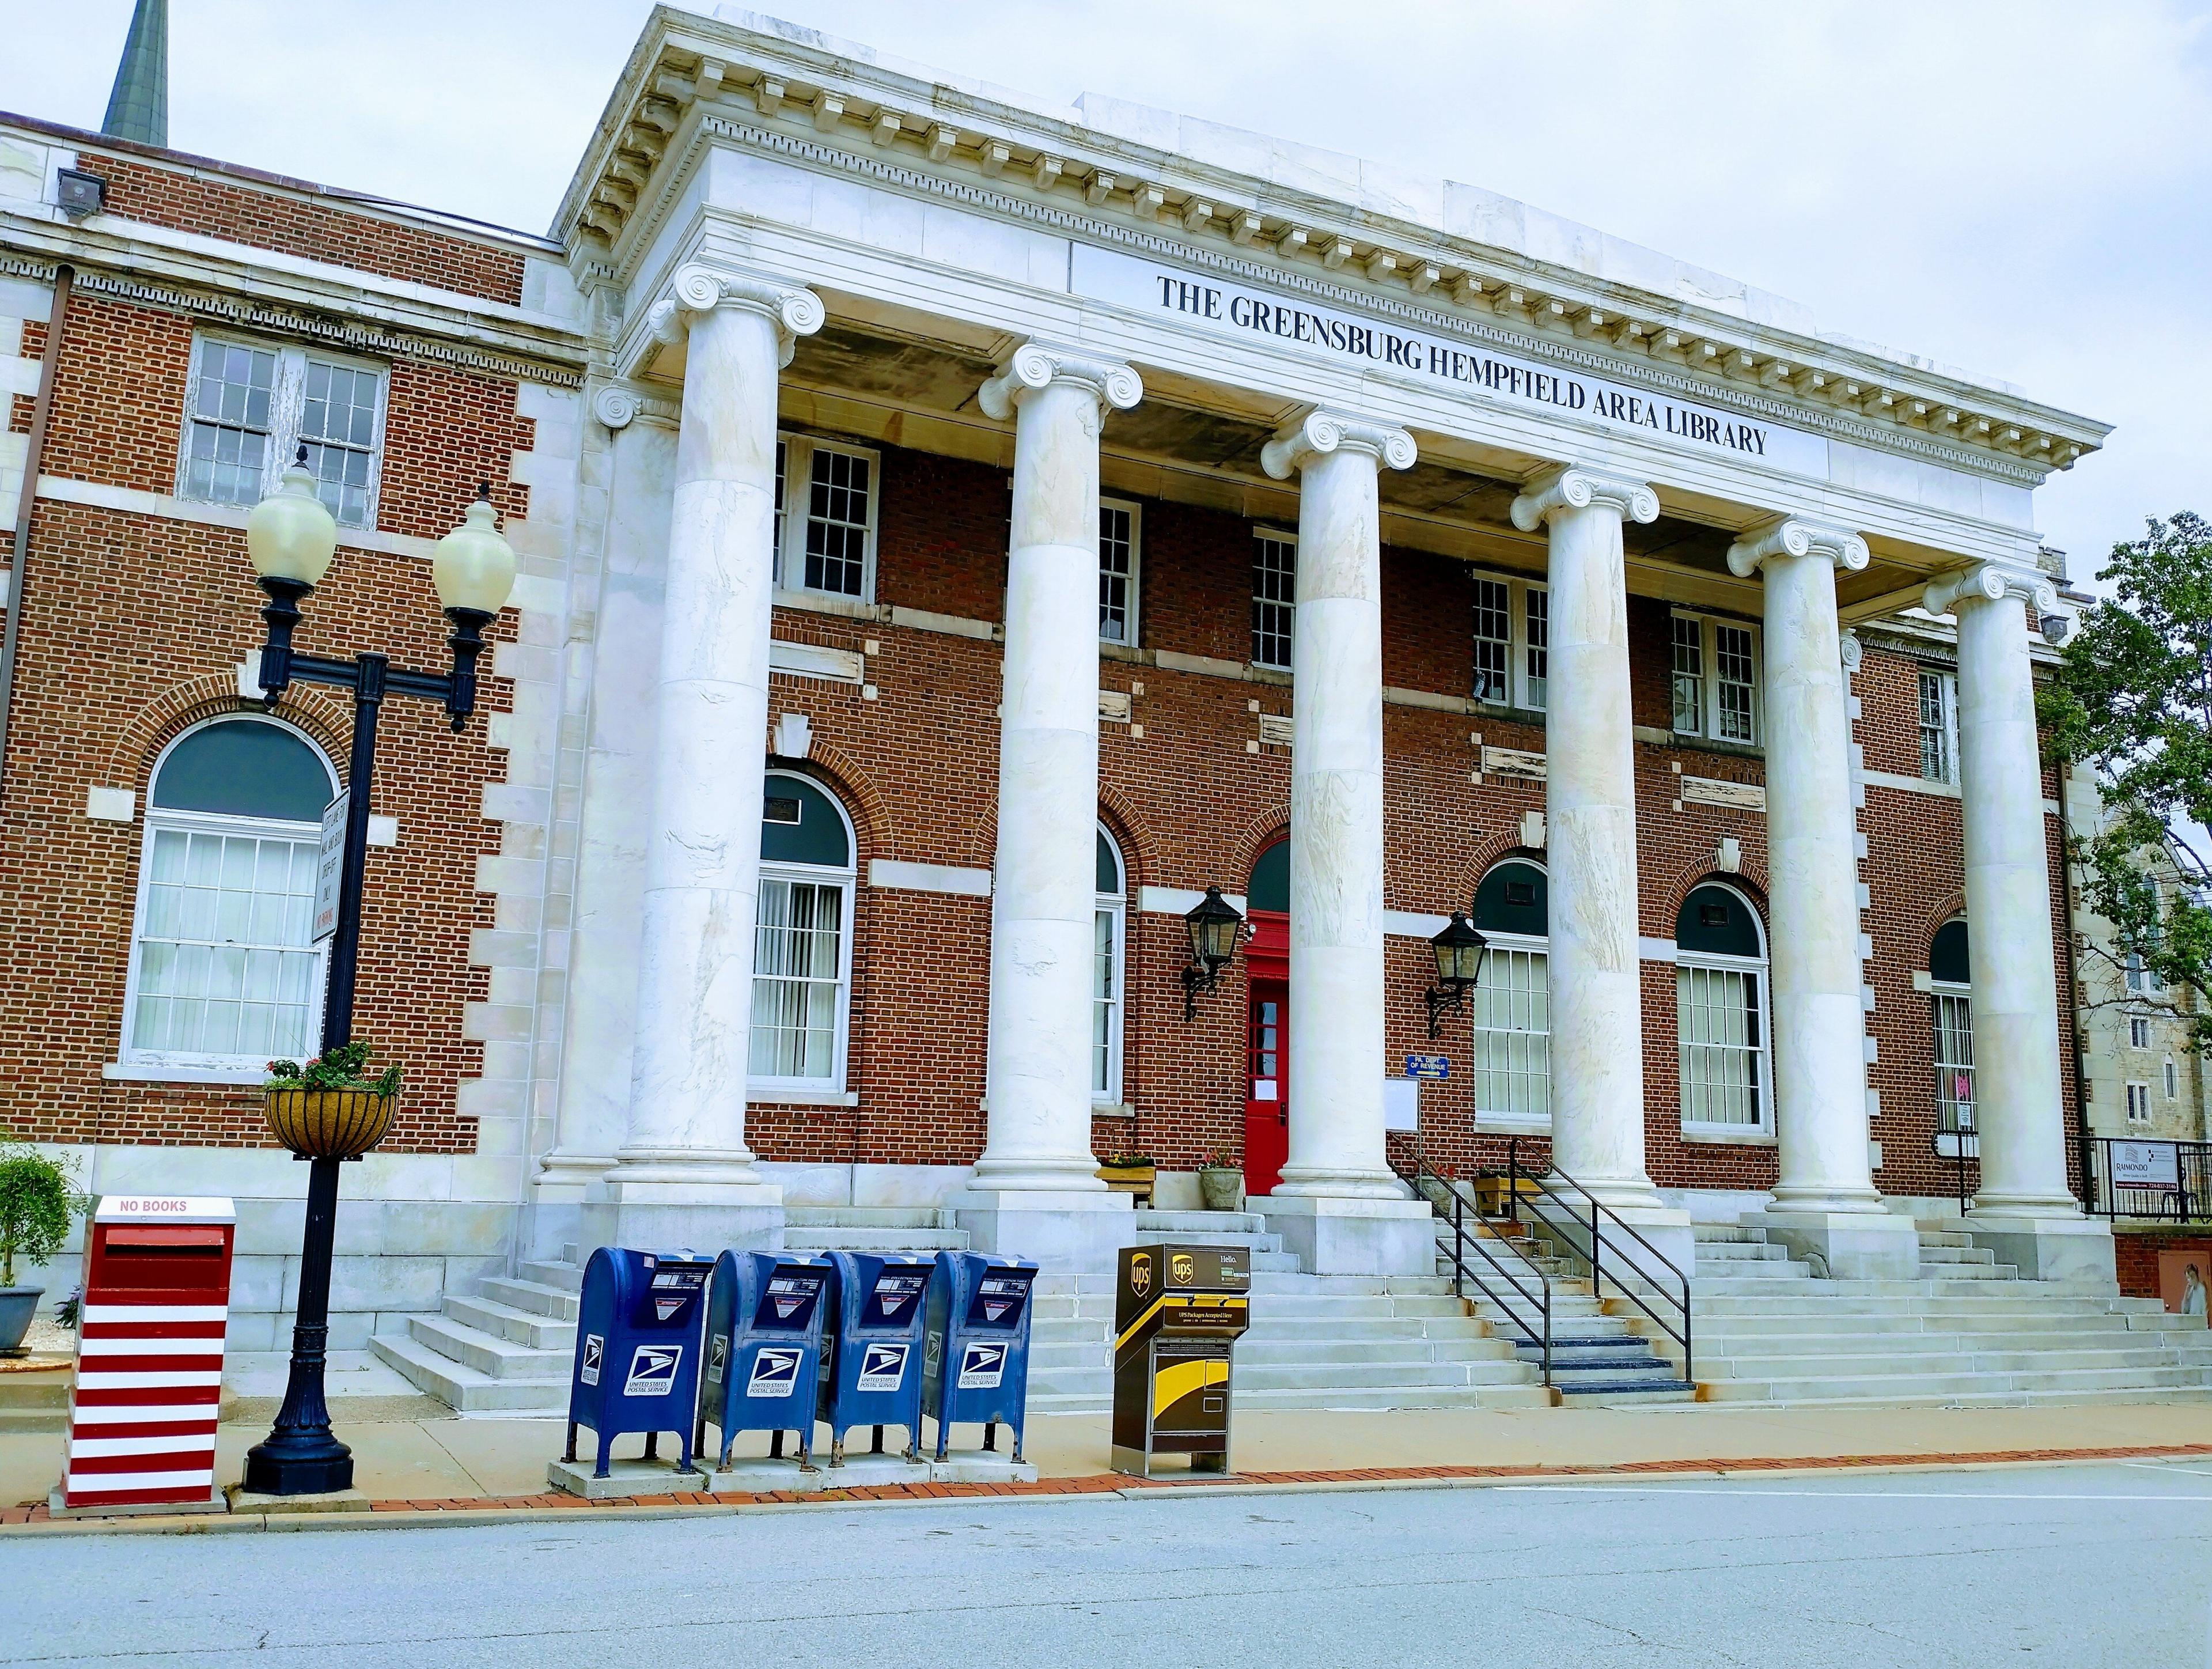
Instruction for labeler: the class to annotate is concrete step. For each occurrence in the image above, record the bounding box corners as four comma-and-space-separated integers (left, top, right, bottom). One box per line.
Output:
368, 1331, 569, 1416
1231, 1383, 1554, 1411
1242, 1315, 1495, 1344
1691, 1288, 2143, 1314
444, 1294, 577, 1352
1704, 1344, 2212, 1380
1235, 1338, 1518, 1368
1917, 1245, 2000, 1266
1559, 1385, 1699, 1405
405, 1314, 569, 1382
1695, 1240, 1792, 1262
519, 1260, 584, 1294
783, 1228, 969, 1251
1698, 1364, 2212, 1403
1693, 1224, 1768, 1244
1516, 1338, 1672, 1367
1694, 1261, 1815, 1284
1134, 1209, 1270, 1235
784, 1207, 952, 1229
480, 1276, 581, 1322
0, 1369, 73, 1432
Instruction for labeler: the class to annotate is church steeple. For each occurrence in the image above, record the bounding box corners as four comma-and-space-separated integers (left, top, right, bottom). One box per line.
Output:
101, 0, 169, 149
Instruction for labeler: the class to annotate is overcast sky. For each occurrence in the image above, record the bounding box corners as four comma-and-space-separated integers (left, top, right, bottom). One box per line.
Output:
4, 0, 2207, 583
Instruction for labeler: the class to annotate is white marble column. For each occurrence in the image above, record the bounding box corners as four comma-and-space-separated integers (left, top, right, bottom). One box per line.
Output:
1509, 465, 1680, 1241
959, 343, 1141, 1270
596, 264, 822, 1248
1925, 562, 2112, 1283
1251, 411, 1434, 1275
1728, 518, 1918, 1278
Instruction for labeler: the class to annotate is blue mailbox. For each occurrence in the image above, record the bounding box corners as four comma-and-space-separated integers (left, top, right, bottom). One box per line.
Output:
563, 1246, 713, 1478
695, 1250, 834, 1469
817, 1251, 935, 1464
924, 1251, 1040, 1463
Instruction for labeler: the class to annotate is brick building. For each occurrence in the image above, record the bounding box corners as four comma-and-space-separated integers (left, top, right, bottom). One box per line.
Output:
2, 10, 2166, 1398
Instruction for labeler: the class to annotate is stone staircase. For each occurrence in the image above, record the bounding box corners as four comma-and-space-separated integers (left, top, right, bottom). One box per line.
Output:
1676, 1220, 2212, 1406
370, 1257, 581, 1416
783, 1206, 967, 1252
1419, 1202, 1694, 1403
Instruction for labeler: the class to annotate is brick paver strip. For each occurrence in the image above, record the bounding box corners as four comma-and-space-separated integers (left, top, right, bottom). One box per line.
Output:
11, 1442, 2212, 1532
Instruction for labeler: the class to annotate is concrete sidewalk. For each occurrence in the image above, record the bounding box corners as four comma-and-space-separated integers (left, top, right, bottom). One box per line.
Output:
12, 1399, 2212, 1516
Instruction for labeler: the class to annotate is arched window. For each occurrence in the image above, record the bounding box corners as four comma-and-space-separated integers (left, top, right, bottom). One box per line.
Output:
1094, 827, 1126, 1105
1469, 860, 1550, 1126
1675, 883, 1771, 1132
123, 716, 338, 1075
749, 772, 857, 1091
1930, 916, 1975, 1137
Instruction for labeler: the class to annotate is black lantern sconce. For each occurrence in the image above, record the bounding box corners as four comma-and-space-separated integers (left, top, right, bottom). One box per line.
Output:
1424, 910, 1488, 1038
1180, 885, 1245, 1020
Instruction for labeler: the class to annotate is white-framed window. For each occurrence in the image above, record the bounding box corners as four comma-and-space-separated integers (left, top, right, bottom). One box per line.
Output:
2127, 1081, 2153, 1125
1930, 916, 1974, 1134
1675, 883, 1772, 1132
180, 334, 388, 528
2167, 1057, 2181, 1100
1252, 529, 1296, 669
1918, 668, 1959, 785
122, 716, 338, 1074
1670, 611, 1761, 745
774, 434, 879, 602
1094, 826, 1126, 1103
1469, 571, 1550, 711
1100, 499, 1141, 646
2127, 951, 2150, 995
2131, 1016, 2152, 1050
1468, 859, 1551, 1125
748, 771, 857, 1092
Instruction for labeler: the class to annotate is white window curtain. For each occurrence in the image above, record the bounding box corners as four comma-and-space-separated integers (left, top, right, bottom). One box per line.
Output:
1094, 827, 1126, 1103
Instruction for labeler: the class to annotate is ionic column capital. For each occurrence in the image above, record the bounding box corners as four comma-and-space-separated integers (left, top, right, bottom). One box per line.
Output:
1260, 408, 1417, 479
1509, 463, 1658, 531
977, 341, 1143, 421
643, 262, 825, 368
1922, 559, 2059, 622
1725, 515, 1870, 578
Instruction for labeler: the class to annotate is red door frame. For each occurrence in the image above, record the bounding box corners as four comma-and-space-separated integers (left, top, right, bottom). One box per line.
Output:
1243, 909, 1290, 1196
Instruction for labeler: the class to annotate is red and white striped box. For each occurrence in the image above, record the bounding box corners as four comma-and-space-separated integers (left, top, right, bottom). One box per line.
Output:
60, 1196, 235, 1513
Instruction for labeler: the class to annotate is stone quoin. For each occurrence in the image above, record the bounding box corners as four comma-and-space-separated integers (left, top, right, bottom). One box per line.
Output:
0, 6, 2144, 1401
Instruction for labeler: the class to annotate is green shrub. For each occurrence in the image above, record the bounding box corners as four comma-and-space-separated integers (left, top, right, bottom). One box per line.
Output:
265, 1039, 402, 1098
0, 1141, 84, 1288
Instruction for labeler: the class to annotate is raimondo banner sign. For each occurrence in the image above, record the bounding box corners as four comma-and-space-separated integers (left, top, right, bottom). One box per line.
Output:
1070, 245, 1828, 479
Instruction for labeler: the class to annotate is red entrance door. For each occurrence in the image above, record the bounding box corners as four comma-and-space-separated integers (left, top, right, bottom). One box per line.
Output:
1244, 909, 1290, 1196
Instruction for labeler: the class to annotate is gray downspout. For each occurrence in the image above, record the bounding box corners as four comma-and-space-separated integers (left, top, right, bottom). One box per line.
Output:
0, 263, 71, 797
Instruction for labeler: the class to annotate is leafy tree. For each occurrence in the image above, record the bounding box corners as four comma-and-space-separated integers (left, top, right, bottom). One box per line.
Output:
0, 1139, 83, 1288
2041, 512, 2212, 1053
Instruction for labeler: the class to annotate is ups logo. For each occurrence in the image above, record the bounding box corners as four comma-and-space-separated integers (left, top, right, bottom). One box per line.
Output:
1171, 1252, 1196, 1285
1129, 1251, 1152, 1297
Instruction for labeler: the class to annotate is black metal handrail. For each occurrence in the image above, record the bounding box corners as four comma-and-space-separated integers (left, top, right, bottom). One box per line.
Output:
2086, 1137, 2212, 1223
1498, 1140, 1694, 1385
1392, 1152, 1552, 1386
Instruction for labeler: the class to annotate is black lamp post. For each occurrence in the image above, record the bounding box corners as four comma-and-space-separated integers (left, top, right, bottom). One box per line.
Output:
1181, 885, 1245, 1020
1424, 910, 1488, 1039
238, 448, 516, 1497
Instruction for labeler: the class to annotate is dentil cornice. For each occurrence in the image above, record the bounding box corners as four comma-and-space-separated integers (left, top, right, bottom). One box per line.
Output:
1510, 464, 1660, 531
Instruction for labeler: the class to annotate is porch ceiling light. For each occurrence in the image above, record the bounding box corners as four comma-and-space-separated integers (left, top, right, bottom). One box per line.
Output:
1181, 885, 1245, 1021
1425, 910, 1488, 1039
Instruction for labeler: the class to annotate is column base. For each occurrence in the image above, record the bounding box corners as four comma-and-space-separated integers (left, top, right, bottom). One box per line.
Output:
1961, 1206, 2116, 1287
532, 1152, 618, 1206
955, 1189, 1133, 1274
1259, 1194, 1435, 1277
1746, 1207, 1921, 1281
580, 1172, 785, 1258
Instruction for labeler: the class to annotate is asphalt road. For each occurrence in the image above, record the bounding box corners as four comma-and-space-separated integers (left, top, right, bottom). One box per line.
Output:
11, 1462, 2212, 1668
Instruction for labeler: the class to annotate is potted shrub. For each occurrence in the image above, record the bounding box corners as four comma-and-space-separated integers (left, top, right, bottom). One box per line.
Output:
263, 1040, 402, 1159
1096, 1151, 1157, 1206
1197, 1148, 1244, 1212
0, 1140, 84, 1356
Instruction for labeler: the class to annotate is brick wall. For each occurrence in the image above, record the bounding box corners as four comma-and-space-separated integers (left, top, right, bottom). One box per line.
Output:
2115, 1230, 2212, 1302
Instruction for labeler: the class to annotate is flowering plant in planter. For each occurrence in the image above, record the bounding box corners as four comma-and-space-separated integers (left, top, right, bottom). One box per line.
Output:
263, 1040, 403, 1160
1197, 1146, 1245, 1212
0, 1137, 85, 1354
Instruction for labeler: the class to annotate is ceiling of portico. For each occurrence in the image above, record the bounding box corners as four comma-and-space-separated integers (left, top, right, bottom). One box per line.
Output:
768, 317, 1927, 615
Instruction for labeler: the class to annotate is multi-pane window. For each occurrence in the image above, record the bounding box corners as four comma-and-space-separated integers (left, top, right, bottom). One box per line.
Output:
1100, 501, 1139, 646
1918, 669, 1959, 784
1670, 613, 1762, 745
1675, 884, 1771, 1131
2127, 1082, 2153, 1125
123, 717, 335, 1075
2132, 1017, 2152, 1049
1524, 588, 1550, 710
1094, 828, 1126, 1102
748, 773, 856, 1091
1933, 990, 1976, 1135
1472, 577, 1511, 704
179, 335, 385, 527
1252, 532, 1296, 669
1671, 615, 1704, 735
1468, 861, 1551, 1125
183, 340, 276, 508
773, 436, 878, 601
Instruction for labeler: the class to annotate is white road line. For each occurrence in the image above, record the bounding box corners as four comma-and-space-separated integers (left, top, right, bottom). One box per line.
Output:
1493, 1483, 2212, 1502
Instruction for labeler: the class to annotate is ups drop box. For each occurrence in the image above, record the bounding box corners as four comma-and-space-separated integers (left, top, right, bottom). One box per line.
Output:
1111, 1242, 1251, 1477
922, 1251, 1039, 1462
695, 1250, 833, 1468
817, 1251, 935, 1463
563, 1247, 713, 1478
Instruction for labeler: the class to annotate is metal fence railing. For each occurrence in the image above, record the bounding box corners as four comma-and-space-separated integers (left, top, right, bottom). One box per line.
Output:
2086, 1137, 2212, 1223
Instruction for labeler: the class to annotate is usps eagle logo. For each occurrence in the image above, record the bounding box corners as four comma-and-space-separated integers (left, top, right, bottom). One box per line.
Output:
1130, 1251, 1152, 1297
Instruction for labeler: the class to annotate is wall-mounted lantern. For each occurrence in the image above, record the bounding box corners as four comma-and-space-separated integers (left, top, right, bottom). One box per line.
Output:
1424, 910, 1488, 1039
1181, 886, 1245, 1021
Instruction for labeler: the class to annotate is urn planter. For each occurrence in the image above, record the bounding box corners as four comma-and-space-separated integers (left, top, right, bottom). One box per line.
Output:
1198, 1167, 1244, 1212
0, 1286, 41, 1356
263, 1088, 396, 1160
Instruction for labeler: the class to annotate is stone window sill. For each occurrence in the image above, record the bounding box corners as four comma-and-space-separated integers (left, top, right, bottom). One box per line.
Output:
1680, 1125, 1778, 1147
747, 1087, 858, 1108
1091, 1103, 1135, 1118
104, 1061, 267, 1086
1472, 1117, 1552, 1137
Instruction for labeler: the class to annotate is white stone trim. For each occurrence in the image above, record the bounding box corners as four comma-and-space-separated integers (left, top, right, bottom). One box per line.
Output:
1639, 937, 1679, 963
33, 475, 437, 557
85, 786, 135, 822
101, 1062, 267, 1087
868, 859, 991, 897
1138, 886, 1248, 917
1383, 909, 1449, 940
769, 640, 866, 683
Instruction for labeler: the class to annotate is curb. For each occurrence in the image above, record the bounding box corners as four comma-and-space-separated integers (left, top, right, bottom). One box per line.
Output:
8, 1441, 2211, 1536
